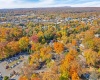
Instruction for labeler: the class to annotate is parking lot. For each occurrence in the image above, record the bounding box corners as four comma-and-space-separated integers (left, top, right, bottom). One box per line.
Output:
0, 52, 29, 80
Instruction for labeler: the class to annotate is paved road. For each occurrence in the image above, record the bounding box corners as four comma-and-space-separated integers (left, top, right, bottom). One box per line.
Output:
33, 68, 50, 73
0, 53, 29, 80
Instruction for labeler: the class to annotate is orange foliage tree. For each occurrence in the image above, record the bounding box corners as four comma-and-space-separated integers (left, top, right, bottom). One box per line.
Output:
72, 72, 80, 80
54, 42, 64, 54
19, 76, 28, 80
60, 49, 80, 79
7, 41, 21, 55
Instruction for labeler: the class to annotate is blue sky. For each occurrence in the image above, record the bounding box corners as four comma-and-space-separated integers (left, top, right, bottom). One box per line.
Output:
0, 0, 100, 9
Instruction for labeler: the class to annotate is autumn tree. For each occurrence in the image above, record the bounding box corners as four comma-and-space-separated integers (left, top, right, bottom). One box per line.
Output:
84, 49, 97, 66
7, 41, 21, 56
31, 74, 40, 80
72, 72, 80, 80
30, 35, 39, 43
40, 46, 52, 61
19, 37, 29, 50
54, 42, 64, 54
19, 76, 28, 80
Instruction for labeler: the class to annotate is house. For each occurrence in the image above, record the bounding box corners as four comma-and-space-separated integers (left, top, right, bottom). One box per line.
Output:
79, 44, 85, 51
95, 34, 100, 38
79, 44, 85, 48
65, 17, 72, 21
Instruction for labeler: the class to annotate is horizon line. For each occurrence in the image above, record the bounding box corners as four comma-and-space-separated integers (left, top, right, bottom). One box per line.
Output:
0, 6, 100, 10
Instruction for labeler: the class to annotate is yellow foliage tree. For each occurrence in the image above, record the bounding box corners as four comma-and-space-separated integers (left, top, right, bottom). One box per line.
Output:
19, 37, 29, 50
84, 49, 97, 65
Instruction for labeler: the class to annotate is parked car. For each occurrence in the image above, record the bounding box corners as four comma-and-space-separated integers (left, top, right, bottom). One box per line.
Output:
6, 66, 9, 69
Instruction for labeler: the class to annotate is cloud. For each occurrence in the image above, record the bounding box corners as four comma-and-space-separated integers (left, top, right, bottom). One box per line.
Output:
71, 1, 100, 7
0, 0, 55, 8
0, 0, 100, 9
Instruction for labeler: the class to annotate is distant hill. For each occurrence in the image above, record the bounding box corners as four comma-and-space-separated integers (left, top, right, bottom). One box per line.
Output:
0, 7, 100, 14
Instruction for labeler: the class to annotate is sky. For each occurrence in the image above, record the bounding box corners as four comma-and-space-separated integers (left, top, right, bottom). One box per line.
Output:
0, 0, 100, 9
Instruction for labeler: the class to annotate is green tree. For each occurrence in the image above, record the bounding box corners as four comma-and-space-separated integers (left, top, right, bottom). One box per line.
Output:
3, 76, 9, 80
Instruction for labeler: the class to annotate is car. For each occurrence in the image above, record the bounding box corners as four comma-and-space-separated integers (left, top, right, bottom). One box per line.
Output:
0, 77, 3, 80
9, 60, 12, 63
13, 64, 16, 67
10, 73, 13, 77
0, 72, 2, 78
81, 73, 90, 80
16, 62, 19, 65
17, 61, 20, 64
11, 65, 14, 68
5, 59, 8, 62
7, 60, 11, 63
0, 61, 2, 63
19, 60, 22, 62
6, 66, 9, 69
